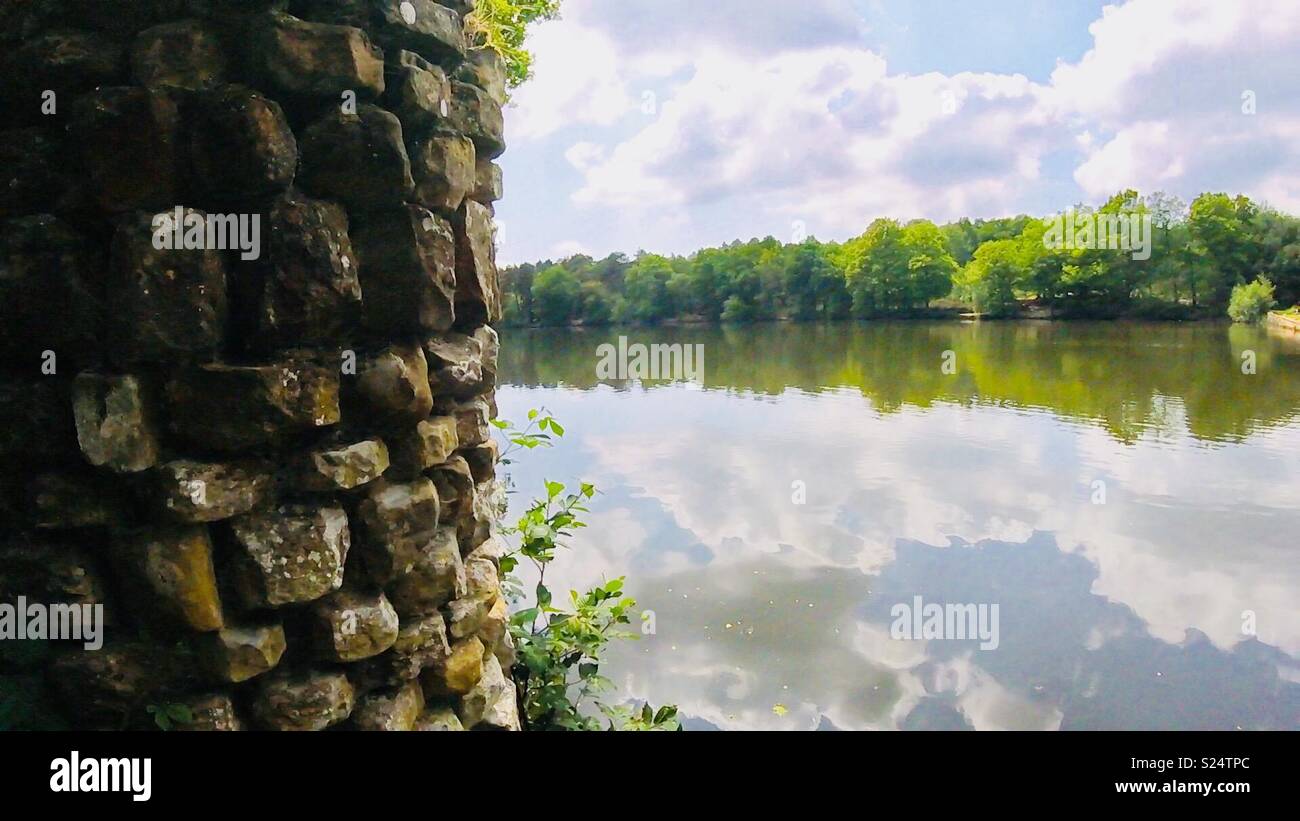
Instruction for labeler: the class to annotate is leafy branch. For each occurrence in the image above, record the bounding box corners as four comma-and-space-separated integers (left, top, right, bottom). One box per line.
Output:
464, 0, 562, 89
494, 410, 680, 731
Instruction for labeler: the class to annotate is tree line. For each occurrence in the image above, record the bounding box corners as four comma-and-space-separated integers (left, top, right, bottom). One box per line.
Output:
500, 190, 1300, 326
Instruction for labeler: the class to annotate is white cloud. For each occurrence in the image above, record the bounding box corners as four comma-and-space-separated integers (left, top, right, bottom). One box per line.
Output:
505, 0, 1300, 254
506, 21, 634, 141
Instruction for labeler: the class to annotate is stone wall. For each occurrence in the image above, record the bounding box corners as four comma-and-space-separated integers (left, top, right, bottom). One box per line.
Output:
0, 0, 517, 731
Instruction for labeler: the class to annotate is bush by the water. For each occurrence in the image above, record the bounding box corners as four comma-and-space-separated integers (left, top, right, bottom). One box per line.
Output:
1227, 277, 1276, 323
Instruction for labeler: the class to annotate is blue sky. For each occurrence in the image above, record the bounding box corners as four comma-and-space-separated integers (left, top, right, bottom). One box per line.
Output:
495, 0, 1300, 264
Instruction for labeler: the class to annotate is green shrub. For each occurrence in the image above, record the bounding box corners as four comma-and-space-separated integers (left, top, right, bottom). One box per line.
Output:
493, 411, 680, 731
1227, 276, 1276, 323
465, 0, 561, 89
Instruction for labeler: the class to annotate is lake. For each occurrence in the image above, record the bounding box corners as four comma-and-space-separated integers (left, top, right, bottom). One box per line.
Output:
495, 321, 1300, 730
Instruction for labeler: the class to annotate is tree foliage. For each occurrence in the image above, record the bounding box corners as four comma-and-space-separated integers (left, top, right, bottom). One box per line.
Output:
499, 190, 1300, 326
465, 0, 561, 89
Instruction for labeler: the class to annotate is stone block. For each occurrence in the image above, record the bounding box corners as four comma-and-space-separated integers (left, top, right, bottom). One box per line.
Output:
387, 416, 458, 478
410, 133, 475, 213
451, 199, 501, 325
152, 459, 275, 523
72, 374, 161, 474
165, 361, 341, 452
353, 343, 435, 425
300, 104, 415, 211
386, 525, 464, 617
190, 85, 298, 203
131, 19, 228, 89
249, 11, 385, 99
252, 670, 355, 730
297, 437, 390, 492
70, 87, 186, 213
355, 477, 440, 584
229, 504, 350, 607
203, 622, 287, 683
107, 208, 229, 366
311, 588, 400, 661
352, 205, 456, 332
352, 681, 424, 730
259, 194, 362, 348
116, 525, 224, 632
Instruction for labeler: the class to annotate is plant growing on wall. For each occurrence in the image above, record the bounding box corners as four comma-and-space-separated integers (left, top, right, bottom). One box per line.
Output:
493, 411, 681, 731
465, 0, 562, 89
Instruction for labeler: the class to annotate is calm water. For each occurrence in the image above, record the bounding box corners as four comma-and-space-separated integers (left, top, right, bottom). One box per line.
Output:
496, 321, 1300, 730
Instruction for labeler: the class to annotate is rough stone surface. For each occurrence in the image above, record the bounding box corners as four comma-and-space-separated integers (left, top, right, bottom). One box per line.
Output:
300, 105, 415, 211
470, 158, 504, 205
412, 705, 464, 731
424, 332, 486, 398
459, 653, 520, 730
352, 681, 424, 730
298, 437, 390, 491
250, 11, 385, 99
203, 623, 287, 683
385, 49, 451, 131
259, 194, 362, 348
353, 206, 457, 333
386, 526, 465, 617
354, 344, 435, 425
447, 555, 500, 640
311, 588, 400, 661
73, 374, 161, 473
166, 362, 341, 452
422, 635, 483, 697
253, 670, 355, 730
356, 478, 440, 585
388, 416, 458, 479
452, 199, 502, 325
463, 439, 499, 484
429, 455, 475, 524
12, 0, 508, 733
108, 209, 229, 366
153, 459, 274, 523
411, 133, 476, 213
372, 0, 465, 62
455, 47, 508, 107
174, 693, 244, 731
116, 525, 224, 632
132, 19, 228, 90
230, 505, 351, 607
447, 81, 505, 159
190, 85, 299, 204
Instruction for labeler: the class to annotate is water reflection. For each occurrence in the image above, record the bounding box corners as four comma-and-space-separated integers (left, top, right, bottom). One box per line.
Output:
497, 322, 1300, 730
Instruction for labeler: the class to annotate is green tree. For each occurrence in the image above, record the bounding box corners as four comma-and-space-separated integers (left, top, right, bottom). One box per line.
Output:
1189, 193, 1260, 309
578, 281, 615, 325
531, 265, 581, 325
619, 254, 675, 324
955, 238, 1026, 316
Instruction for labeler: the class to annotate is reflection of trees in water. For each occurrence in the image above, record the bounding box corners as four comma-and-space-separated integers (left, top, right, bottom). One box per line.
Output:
500, 322, 1300, 444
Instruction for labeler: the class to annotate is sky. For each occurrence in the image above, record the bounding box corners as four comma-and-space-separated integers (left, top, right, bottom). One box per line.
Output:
495, 0, 1300, 265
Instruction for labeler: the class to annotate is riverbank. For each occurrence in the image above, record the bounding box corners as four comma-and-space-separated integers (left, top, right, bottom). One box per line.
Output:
500, 302, 1224, 330
1267, 310, 1300, 333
